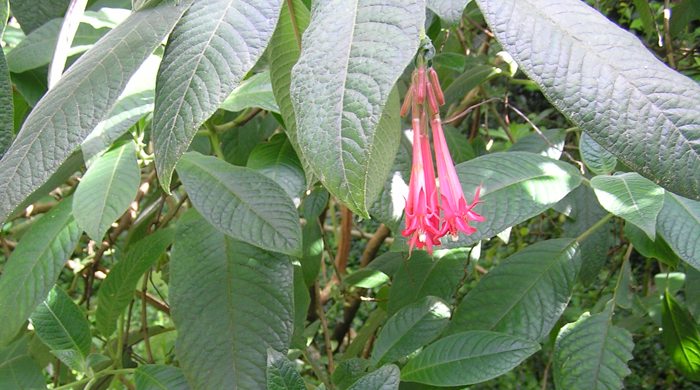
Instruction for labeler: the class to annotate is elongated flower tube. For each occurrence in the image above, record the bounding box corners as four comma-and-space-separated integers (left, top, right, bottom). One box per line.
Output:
426, 68, 484, 239
401, 78, 440, 253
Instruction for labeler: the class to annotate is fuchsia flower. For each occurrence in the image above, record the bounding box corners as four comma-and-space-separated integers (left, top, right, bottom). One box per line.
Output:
401, 82, 441, 253
402, 65, 484, 252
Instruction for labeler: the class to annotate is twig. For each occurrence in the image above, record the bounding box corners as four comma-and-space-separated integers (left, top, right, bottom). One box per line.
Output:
332, 225, 391, 348
662, 0, 676, 68
507, 103, 586, 174
314, 282, 335, 373
134, 290, 170, 315
141, 269, 154, 363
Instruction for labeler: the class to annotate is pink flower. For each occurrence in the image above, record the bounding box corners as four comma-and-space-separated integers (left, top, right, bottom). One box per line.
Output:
402, 82, 440, 253
426, 70, 484, 240
401, 64, 484, 252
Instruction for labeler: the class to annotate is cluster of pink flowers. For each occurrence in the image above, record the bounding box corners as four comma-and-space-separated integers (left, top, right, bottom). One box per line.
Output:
401, 65, 484, 254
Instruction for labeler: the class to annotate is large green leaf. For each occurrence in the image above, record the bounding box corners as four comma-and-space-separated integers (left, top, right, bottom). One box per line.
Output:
347, 364, 400, 390
580, 132, 617, 175
661, 290, 700, 380
475, 0, 700, 200
445, 151, 582, 248
134, 365, 190, 390
657, 193, 700, 271
96, 229, 174, 336
153, 0, 282, 191
73, 141, 141, 240
289, 0, 424, 217
221, 71, 279, 113
176, 152, 302, 256
30, 287, 91, 372
266, 349, 306, 390
0, 1, 190, 224
0, 336, 45, 389
553, 309, 634, 390
509, 129, 567, 160
268, 0, 314, 185
401, 330, 540, 386
6, 19, 108, 73
387, 251, 463, 316
170, 211, 294, 390
591, 173, 665, 239
0, 199, 81, 346
447, 239, 580, 341
9, 0, 69, 33
81, 54, 160, 163
427, 0, 473, 24
371, 296, 450, 366
247, 133, 306, 201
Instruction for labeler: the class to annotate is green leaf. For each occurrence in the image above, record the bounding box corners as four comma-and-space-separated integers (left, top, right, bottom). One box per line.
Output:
657, 193, 700, 271
9, 0, 68, 33
0, 198, 81, 346
221, 114, 277, 166
632, 0, 656, 37
6, 18, 108, 73
30, 287, 91, 372
153, 0, 283, 191
624, 223, 679, 267
134, 365, 190, 390
475, 0, 700, 200
170, 211, 294, 389
591, 173, 665, 239
344, 269, 390, 289
553, 310, 634, 390
670, 0, 700, 37
332, 359, 371, 390
371, 296, 450, 366
269, 0, 315, 186
509, 129, 566, 160
556, 185, 613, 284
401, 330, 540, 386
442, 64, 501, 111
176, 152, 302, 256
447, 239, 580, 341
73, 141, 141, 240
247, 133, 306, 201
580, 132, 617, 176
221, 71, 279, 113
300, 219, 324, 287
662, 290, 700, 380
290, 0, 424, 217
427, 0, 473, 24
0, 336, 45, 389
445, 151, 582, 248
291, 266, 310, 349
387, 251, 463, 316
347, 364, 400, 390
0, 1, 190, 224
81, 54, 160, 163
267, 349, 306, 390
96, 229, 174, 336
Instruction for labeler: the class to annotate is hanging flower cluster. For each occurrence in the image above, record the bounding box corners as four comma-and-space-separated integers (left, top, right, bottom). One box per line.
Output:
401, 63, 484, 254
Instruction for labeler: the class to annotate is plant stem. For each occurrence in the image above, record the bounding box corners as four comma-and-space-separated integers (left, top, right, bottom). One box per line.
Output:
52, 368, 135, 390
314, 282, 335, 374
575, 213, 613, 243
